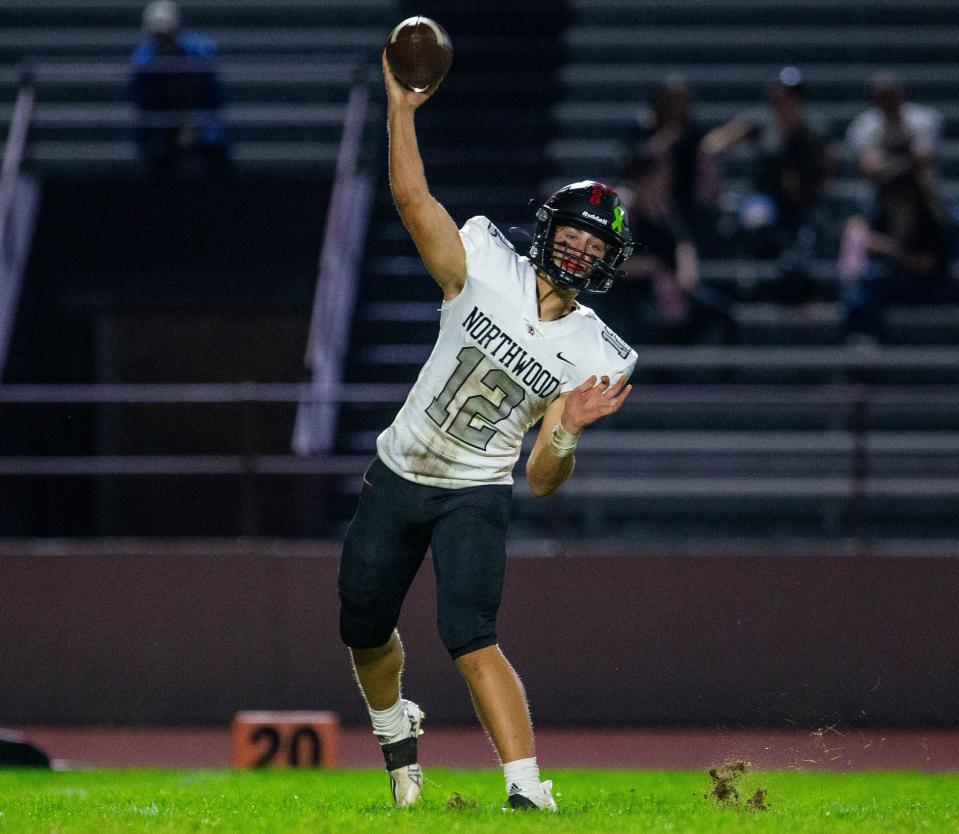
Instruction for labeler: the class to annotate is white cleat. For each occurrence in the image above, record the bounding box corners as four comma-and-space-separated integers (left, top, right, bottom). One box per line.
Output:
389, 762, 423, 808
380, 700, 424, 808
503, 779, 558, 812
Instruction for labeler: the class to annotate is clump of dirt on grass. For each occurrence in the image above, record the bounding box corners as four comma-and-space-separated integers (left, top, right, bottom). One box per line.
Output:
707, 758, 748, 805
706, 758, 768, 811
446, 792, 476, 810
746, 788, 768, 811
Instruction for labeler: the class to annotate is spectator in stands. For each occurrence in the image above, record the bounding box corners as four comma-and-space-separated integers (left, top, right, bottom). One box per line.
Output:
846, 74, 942, 183
702, 67, 832, 303
601, 147, 735, 345
840, 142, 954, 343
625, 76, 720, 247
130, 0, 229, 177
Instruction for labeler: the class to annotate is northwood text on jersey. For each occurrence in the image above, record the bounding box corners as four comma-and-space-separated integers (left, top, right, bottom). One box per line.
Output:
462, 306, 561, 398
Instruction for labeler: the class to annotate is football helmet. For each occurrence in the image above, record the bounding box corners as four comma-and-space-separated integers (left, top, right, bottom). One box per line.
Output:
528, 181, 633, 293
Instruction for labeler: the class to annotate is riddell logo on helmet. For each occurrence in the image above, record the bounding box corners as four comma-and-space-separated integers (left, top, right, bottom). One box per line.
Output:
580, 211, 609, 225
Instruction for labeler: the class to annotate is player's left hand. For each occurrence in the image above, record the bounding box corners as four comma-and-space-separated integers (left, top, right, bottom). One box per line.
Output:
560, 374, 632, 434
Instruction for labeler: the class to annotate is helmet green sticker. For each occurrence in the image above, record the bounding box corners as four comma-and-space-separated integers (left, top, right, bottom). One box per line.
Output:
612, 205, 625, 235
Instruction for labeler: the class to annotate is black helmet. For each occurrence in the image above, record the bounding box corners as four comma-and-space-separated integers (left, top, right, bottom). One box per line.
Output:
528, 181, 633, 293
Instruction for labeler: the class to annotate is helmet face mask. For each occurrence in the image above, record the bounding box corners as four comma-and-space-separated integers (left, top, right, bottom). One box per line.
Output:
528, 181, 633, 294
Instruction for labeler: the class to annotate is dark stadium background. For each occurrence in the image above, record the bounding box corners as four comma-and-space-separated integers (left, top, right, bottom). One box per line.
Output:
1, 0, 957, 768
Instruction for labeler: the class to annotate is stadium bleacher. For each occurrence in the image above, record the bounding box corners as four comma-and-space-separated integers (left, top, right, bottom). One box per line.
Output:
0, 0, 396, 536
0, 0, 394, 173
1, 0, 958, 543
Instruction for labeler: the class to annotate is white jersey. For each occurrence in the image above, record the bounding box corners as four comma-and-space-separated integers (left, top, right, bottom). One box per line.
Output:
376, 216, 638, 489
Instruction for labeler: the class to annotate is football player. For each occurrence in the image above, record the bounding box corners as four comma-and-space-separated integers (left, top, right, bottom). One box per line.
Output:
337, 51, 637, 812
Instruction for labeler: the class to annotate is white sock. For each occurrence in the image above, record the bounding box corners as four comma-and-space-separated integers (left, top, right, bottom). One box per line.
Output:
369, 698, 409, 745
503, 756, 541, 794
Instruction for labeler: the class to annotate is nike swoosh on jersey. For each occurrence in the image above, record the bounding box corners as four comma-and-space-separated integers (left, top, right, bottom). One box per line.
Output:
556, 352, 575, 365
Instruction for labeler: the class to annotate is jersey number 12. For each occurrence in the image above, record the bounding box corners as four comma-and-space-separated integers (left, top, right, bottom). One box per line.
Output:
425, 346, 526, 451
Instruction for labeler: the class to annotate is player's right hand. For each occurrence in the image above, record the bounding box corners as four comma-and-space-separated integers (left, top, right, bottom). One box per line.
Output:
381, 50, 436, 113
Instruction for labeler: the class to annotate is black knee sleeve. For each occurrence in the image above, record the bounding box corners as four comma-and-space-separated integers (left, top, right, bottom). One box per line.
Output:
338, 594, 398, 649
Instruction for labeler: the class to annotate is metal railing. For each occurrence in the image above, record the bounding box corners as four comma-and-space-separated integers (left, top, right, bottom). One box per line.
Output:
2, 381, 958, 537
292, 64, 378, 454
3, 380, 958, 469
0, 66, 40, 380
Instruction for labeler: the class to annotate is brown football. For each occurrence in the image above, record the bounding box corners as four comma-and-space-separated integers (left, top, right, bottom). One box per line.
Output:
385, 16, 453, 93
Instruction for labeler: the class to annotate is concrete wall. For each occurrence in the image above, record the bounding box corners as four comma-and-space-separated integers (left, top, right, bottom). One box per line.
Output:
1, 541, 957, 727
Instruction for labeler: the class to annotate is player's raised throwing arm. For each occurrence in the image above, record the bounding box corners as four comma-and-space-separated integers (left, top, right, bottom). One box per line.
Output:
526, 374, 633, 497
382, 51, 466, 300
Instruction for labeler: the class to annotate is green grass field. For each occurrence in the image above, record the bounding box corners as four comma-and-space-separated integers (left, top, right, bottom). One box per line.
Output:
1, 767, 958, 834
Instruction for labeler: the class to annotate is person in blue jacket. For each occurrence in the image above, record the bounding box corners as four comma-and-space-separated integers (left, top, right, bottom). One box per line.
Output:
130, 1, 229, 176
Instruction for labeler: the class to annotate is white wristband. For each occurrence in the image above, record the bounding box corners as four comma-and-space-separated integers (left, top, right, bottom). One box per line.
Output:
549, 423, 580, 458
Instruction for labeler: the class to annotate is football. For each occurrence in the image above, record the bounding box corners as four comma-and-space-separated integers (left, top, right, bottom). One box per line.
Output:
385, 16, 453, 93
